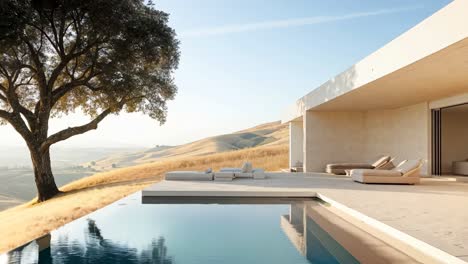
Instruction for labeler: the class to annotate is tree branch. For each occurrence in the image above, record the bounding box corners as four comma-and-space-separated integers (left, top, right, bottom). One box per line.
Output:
29, 23, 61, 56
0, 109, 11, 120
21, 37, 48, 95
41, 108, 112, 151
7, 89, 36, 129
0, 111, 34, 144
47, 41, 100, 92
0, 83, 7, 95
41, 93, 135, 151
51, 75, 102, 106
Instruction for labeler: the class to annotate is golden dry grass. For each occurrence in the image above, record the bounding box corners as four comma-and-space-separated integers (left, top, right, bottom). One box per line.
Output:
93, 121, 288, 170
0, 144, 288, 253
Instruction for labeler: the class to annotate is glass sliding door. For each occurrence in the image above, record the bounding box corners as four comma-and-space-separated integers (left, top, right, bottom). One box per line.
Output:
431, 109, 442, 176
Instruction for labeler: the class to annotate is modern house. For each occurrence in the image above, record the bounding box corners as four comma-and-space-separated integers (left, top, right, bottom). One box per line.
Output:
283, 0, 468, 176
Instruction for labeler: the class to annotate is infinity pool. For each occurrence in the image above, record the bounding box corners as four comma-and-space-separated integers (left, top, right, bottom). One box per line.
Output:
5, 193, 359, 264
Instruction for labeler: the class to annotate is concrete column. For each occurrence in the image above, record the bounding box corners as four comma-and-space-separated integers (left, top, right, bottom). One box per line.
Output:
303, 111, 313, 172
289, 121, 304, 169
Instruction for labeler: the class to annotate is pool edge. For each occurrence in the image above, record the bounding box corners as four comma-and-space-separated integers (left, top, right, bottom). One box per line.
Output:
316, 193, 467, 264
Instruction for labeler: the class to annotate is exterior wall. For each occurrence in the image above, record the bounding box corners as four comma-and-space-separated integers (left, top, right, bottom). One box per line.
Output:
302, 103, 430, 175
303, 111, 366, 172
289, 121, 304, 168
441, 110, 468, 173
364, 103, 430, 176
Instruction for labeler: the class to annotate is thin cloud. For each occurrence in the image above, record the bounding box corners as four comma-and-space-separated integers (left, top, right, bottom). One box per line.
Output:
180, 6, 421, 38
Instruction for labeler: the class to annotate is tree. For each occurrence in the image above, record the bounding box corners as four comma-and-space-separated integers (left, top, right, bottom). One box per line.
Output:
0, 0, 180, 201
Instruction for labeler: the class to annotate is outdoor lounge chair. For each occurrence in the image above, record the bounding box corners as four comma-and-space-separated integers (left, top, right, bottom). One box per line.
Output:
165, 169, 214, 181
326, 156, 393, 175
453, 159, 468, 176
350, 159, 422, 185
220, 162, 266, 179
213, 171, 235, 181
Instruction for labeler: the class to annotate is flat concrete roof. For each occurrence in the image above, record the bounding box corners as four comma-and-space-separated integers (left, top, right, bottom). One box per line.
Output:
143, 173, 468, 262
283, 0, 468, 122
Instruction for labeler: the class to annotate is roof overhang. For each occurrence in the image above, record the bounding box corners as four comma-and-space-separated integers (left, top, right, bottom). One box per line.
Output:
283, 0, 468, 123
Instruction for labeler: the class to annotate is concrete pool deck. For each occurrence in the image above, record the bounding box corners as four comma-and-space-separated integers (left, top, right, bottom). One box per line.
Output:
143, 173, 468, 262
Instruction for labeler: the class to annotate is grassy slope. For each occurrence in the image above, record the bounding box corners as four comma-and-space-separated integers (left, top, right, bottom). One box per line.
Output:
0, 144, 288, 253
92, 121, 287, 170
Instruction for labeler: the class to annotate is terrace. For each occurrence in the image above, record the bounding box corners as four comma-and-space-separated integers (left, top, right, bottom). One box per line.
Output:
143, 173, 468, 263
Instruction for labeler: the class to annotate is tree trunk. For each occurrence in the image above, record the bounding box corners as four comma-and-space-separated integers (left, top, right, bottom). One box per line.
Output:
31, 148, 61, 202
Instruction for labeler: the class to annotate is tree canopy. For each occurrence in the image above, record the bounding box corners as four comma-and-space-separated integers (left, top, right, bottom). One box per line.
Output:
0, 0, 180, 201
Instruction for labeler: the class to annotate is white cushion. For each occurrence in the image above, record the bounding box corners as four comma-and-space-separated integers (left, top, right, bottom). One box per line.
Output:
220, 168, 241, 173
377, 160, 395, 170
394, 160, 421, 174
214, 177, 233, 181
351, 169, 402, 177
235, 172, 253, 178
252, 168, 265, 179
214, 172, 234, 178
166, 171, 213, 181
372, 156, 391, 168
241, 162, 253, 173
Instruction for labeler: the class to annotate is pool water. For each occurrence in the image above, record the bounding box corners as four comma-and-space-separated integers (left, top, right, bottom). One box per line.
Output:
5, 193, 359, 264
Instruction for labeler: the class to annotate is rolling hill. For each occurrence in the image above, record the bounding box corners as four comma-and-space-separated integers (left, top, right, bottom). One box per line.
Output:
0, 122, 289, 253
90, 121, 288, 170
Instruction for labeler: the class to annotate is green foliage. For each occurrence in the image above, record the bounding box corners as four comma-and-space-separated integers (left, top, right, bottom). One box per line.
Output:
0, 0, 179, 124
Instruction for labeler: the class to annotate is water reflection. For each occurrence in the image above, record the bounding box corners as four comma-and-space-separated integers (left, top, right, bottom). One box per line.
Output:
7, 219, 174, 264
6, 196, 360, 264
281, 203, 359, 264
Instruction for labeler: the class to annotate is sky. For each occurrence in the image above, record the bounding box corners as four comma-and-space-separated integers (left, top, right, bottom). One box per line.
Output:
0, 0, 452, 148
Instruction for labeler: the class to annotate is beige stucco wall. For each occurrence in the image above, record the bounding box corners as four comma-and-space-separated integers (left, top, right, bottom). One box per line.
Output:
289, 121, 304, 168
303, 103, 430, 175
441, 110, 468, 173
303, 111, 366, 172
364, 103, 430, 175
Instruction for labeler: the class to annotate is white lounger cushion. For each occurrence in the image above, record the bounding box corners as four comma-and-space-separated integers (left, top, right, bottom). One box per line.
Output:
351, 159, 421, 185
235, 172, 254, 178
241, 162, 253, 173
214, 172, 234, 181
220, 168, 266, 179
252, 168, 265, 179
220, 168, 242, 173
214, 172, 234, 178
166, 171, 213, 181
351, 169, 402, 177
352, 173, 420, 184
232, 169, 266, 179
394, 160, 421, 174
372, 156, 391, 168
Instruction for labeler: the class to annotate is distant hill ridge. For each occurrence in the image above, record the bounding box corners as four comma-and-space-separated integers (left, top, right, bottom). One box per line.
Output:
91, 121, 288, 170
